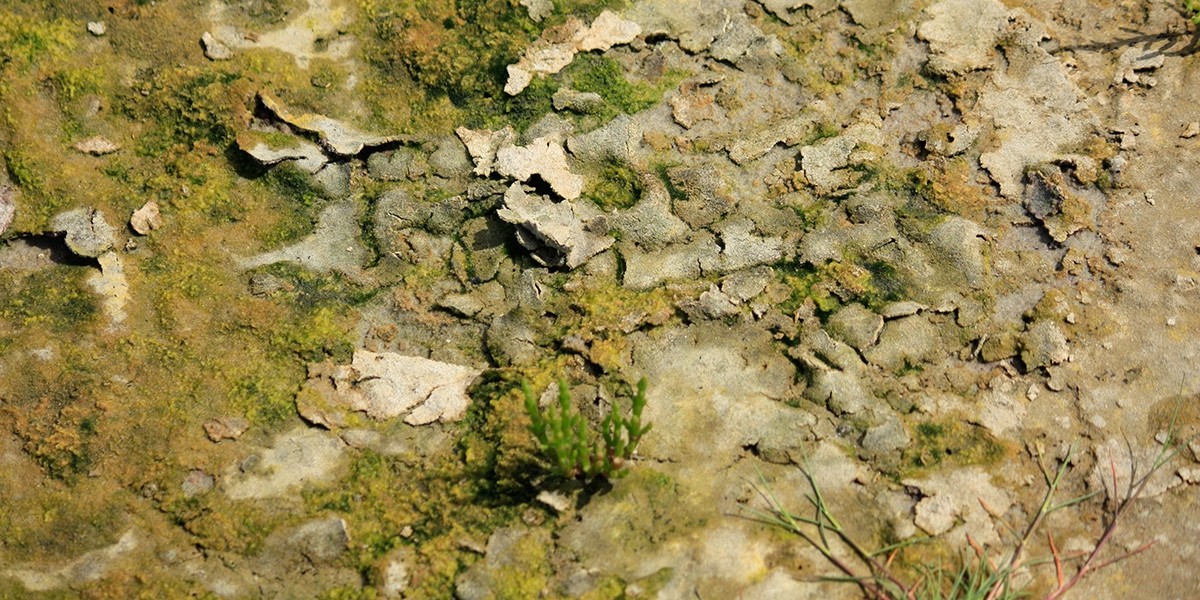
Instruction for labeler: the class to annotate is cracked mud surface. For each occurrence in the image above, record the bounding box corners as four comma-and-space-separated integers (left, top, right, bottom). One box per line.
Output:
2, 0, 1200, 597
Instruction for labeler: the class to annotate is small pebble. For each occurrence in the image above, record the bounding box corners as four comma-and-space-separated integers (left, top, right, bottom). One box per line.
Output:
201, 32, 233, 61
87, 21, 106, 36
1183, 122, 1200, 139
73, 136, 120, 155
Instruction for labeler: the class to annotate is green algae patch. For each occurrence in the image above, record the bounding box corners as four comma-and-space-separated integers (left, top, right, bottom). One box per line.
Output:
584, 158, 643, 210
0, 264, 98, 333
0, 11, 75, 77
547, 282, 677, 373
776, 259, 902, 318
356, 0, 539, 104
901, 419, 1010, 476
1, 355, 104, 483
302, 447, 533, 598
127, 66, 254, 155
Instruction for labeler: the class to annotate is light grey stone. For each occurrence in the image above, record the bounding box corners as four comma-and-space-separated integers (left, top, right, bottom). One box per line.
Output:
861, 418, 910, 453
312, 162, 351, 198
283, 517, 350, 564
72, 136, 120, 155
239, 201, 366, 275
826, 304, 884, 351
50, 208, 114, 258
917, 0, 1008, 75
705, 219, 783, 273
928, 216, 988, 287
801, 135, 856, 193
1019, 320, 1069, 370
864, 315, 942, 371
972, 387, 1027, 436
610, 175, 689, 249
2, 530, 138, 592
905, 467, 1012, 545
666, 164, 733, 229
237, 133, 327, 173
201, 32, 233, 60
843, 0, 907, 28
806, 369, 870, 415
622, 234, 719, 289
428, 135, 471, 179
720, 266, 773, 304
367, 148, 417, 181
456, 126, 517, 176
497, 184, 613, 269
377, 546, 416, 598
223, 428, 347, 500
495, 137, 584, 200
486, 310, 543, 367
567, 114, 642, 163
260, 92, 405, 156
552, 87, 605, 113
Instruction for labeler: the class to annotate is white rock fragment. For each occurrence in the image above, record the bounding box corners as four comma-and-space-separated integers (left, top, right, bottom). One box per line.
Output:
0, 185, 14, 237
72, 136, 120, 155
1115, 46, 1165, 84
504, 11, 641, 95
727, 113, 818, 165
2, 530, 138, 592
574, 10, 641, 52
378, 547, 416, 598
917, 0, 1009, 75
536, 490, 572, 512
51, 208, 114, 258
905, 467, 1011, 545
236, 131, 328, 173
1182, 122, 1199, 139
520, 0, 554, 22
494, 136, 584, 200
259, 92, 405, 156
129, 201, 162, 235
504, 44, 578, 95
455, 126, 517, 176
89, 252, 128, 329
224, 427, 348, 500
87, 21, 106, 36
347, 351, 480, 425
238, 201, 366, 275
201, 32, 233, 61
497, 183, 614, 269
801, 136, 856, 193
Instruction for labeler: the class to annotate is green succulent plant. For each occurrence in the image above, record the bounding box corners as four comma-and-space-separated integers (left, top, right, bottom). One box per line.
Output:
522, 377, 652, 481
1187, 0, 1200, 24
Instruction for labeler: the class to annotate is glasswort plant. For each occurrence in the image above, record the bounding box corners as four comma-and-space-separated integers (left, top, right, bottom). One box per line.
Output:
523, 377, 652, 481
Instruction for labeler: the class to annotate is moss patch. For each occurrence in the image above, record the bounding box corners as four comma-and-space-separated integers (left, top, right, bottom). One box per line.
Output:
902, 419, 1008, 476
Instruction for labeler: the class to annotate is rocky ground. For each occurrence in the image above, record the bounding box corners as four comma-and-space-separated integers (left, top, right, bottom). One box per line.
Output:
1, 0, 1199, 598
